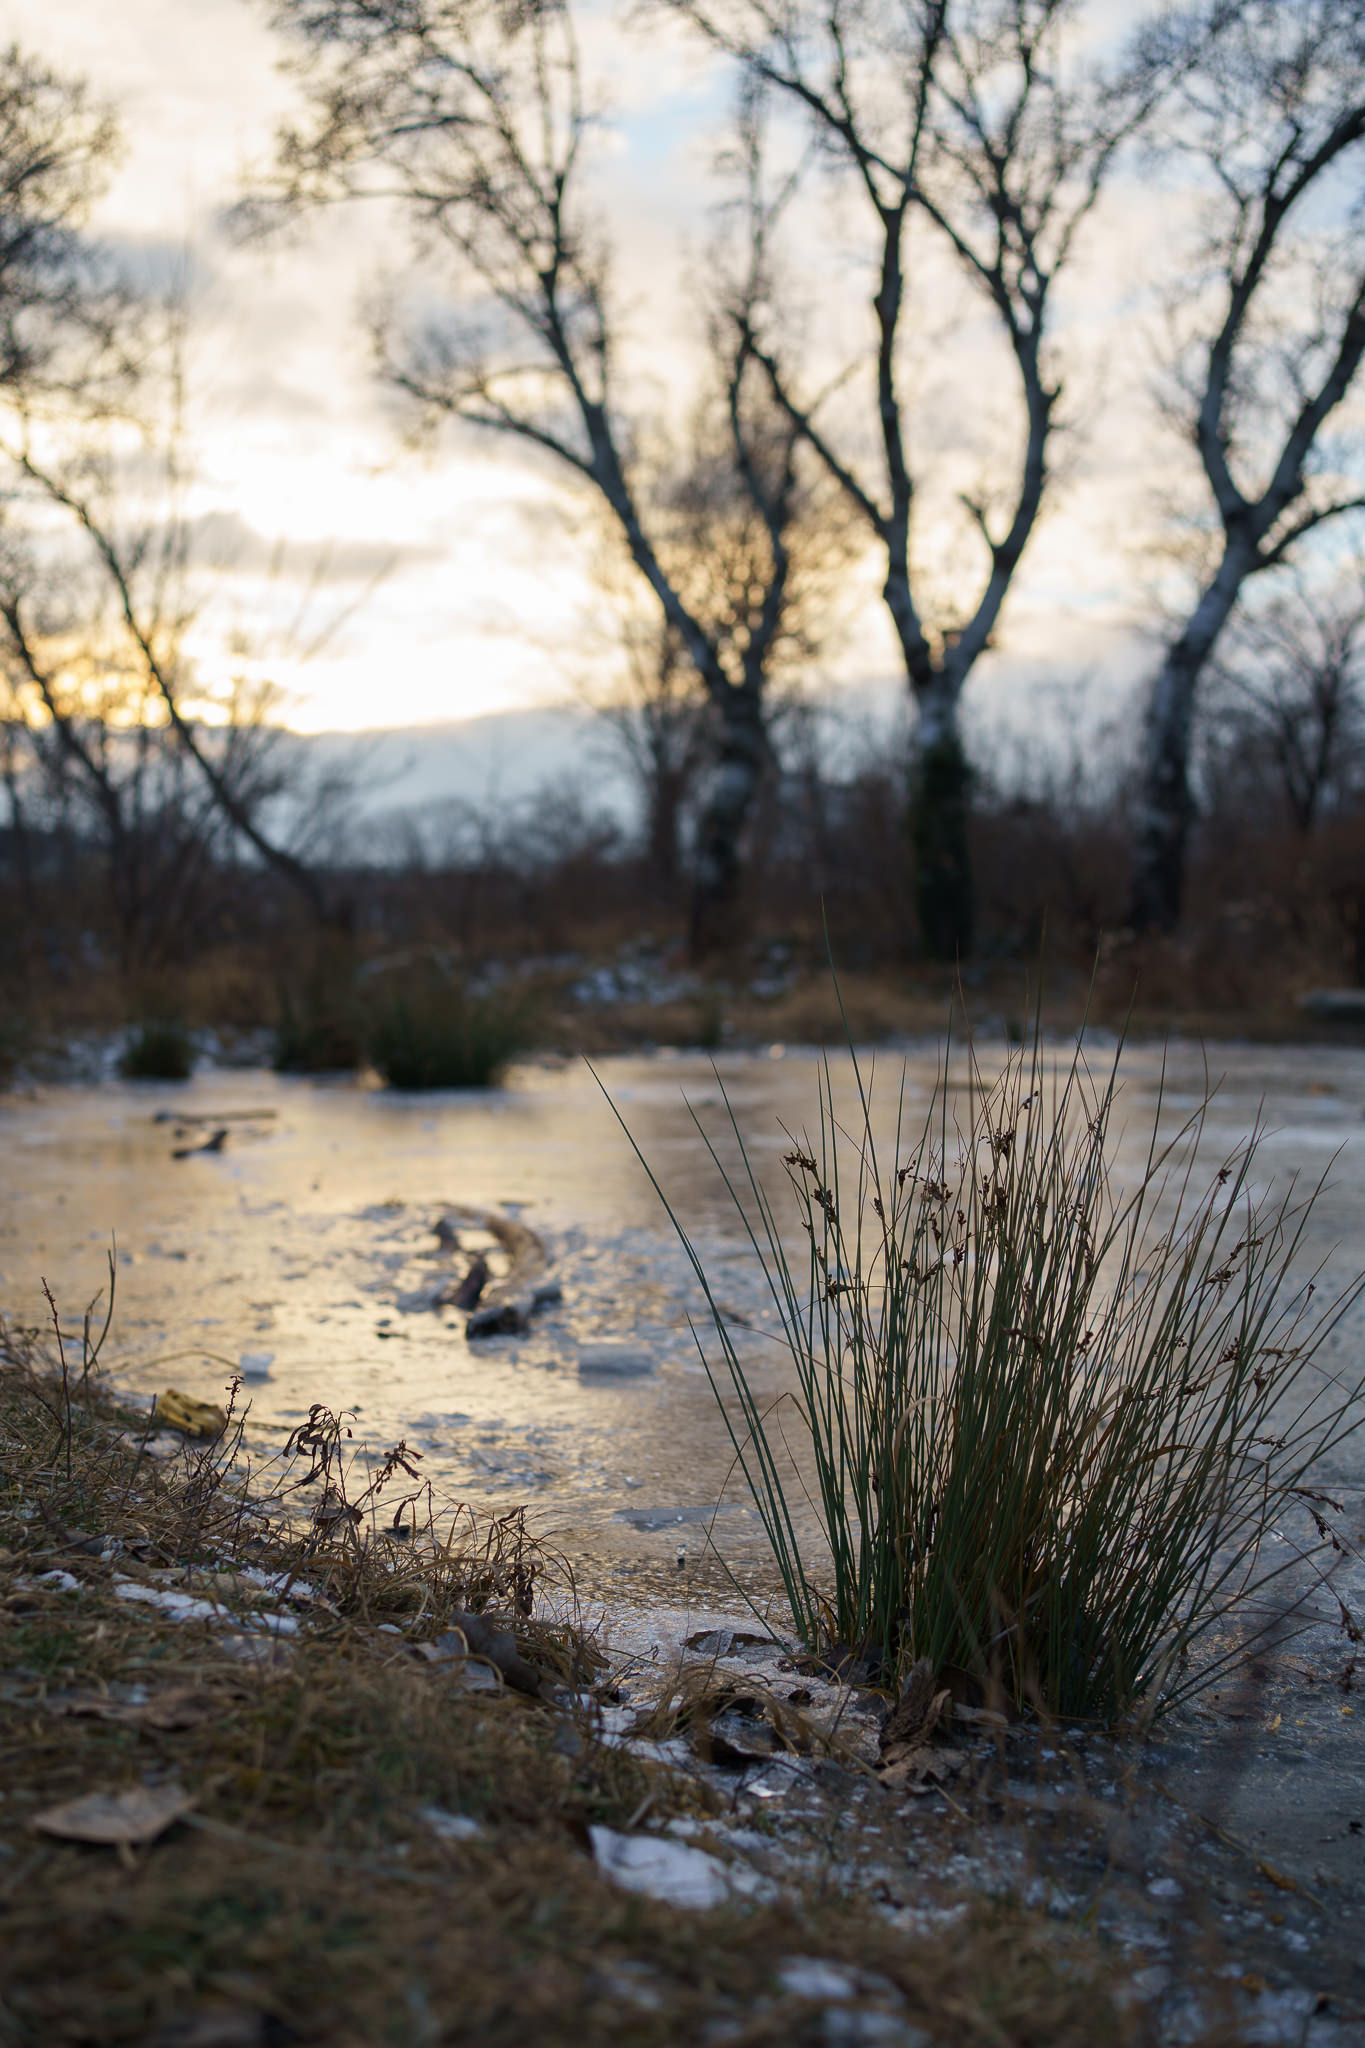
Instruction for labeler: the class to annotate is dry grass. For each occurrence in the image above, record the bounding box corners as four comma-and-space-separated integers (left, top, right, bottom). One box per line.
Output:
0, 1303, 1176, 2048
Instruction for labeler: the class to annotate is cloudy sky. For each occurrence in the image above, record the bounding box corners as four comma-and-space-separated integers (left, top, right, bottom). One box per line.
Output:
4, 0, 1177, 743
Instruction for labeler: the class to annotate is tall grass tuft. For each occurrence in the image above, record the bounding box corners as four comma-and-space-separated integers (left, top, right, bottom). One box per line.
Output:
365, 967, 535, 1090
119, 1019, 195, 1080
619, 1008, 1365, 1722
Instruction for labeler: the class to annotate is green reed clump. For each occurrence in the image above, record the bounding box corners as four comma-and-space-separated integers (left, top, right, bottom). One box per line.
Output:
625, 1013, 1365, 1723
119, 1019, 195, 1080
365, 969, 534, 1090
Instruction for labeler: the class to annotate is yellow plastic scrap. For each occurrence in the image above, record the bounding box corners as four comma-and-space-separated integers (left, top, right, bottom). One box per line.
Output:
155, 1388, 227, 1440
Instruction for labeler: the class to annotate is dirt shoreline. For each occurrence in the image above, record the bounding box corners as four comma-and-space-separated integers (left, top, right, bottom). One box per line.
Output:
4, 1033, 1365, 2043
2, 1351, 1363, 2047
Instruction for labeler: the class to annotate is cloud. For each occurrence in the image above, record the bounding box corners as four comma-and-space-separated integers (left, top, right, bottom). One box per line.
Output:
173, 507, 437, 583
0, 0, 1311, 744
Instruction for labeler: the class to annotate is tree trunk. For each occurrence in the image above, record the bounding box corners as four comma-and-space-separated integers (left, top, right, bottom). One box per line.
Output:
645, 763, 687, 901
1129, 545, 1253, 932
909, 682, 973, 963
688, 693, 766, 959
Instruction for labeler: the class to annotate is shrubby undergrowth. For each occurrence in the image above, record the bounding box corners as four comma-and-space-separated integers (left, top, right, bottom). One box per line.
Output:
119, 1020, 196, 1081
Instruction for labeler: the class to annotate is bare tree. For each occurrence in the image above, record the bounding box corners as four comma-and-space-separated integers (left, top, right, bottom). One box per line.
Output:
0, 43, 125, 397
0, 605, 282, 973
580, 359, 857, 909
1129, 0, 1365, 929
1202, 564, 1365, 835
0, 43, 360, 961
0, 422, 345, 934
662, 0, 1176, 957
251, 0, 820, 954
574, 539, 713, 901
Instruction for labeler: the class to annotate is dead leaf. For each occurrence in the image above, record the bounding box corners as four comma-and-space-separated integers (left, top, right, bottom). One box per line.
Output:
952, 1702, 1010, 1731
44, 1687, 217, 1732
880, 1657, 951, 1766
34, 1782, 194, 1846
172, 1128, 229, 1160
880, 1746, 969, 1794
703, 1709, 781, 1765
154, 1390, 227, 1440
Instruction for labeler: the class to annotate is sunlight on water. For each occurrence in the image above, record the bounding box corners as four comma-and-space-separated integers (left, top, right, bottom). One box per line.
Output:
3, 1038, 1363, 1609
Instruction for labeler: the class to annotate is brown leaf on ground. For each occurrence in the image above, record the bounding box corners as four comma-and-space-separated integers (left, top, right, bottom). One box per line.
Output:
154, 1390, 228, 1440
33, 1782, 195, 1846
45, 1687, 219, 1732
880, 1746, 970, 1794
880, 1657, 952, 1767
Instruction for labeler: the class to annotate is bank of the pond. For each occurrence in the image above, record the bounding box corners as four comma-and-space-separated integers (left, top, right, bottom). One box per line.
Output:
4, 1041, 1365, 2043
2, 1334, 1363, 2047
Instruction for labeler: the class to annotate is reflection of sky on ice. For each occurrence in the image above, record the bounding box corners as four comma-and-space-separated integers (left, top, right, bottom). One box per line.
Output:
3, 1039, 1363, 1610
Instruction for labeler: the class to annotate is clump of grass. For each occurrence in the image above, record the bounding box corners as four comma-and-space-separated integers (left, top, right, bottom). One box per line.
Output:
621, 997, 1365, 1723
366, 967, 535, 1090
119, 1019, 195, 1080
273, 977, 367, 1073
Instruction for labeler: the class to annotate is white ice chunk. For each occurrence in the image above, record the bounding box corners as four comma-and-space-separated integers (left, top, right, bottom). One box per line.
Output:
577, 1344, 656, 1377
589, 1826, 735, 1909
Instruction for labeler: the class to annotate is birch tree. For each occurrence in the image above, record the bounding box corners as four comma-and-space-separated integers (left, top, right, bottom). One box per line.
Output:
1129, 0, 1365, 930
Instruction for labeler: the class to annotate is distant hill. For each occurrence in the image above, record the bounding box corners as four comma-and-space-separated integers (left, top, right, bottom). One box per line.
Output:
297, 680, 912, 827
299, 702, 630, 820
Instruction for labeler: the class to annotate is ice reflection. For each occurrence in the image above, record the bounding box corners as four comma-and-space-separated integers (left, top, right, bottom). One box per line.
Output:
2, 1037, 1362, 1606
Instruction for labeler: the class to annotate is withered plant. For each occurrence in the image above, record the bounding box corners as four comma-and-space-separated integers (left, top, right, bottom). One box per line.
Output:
621, 1003, 1365, 1721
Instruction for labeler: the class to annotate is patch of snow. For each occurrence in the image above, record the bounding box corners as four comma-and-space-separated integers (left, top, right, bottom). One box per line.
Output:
419, 1805, 483, 1842
590, 1826, 771, 1909
113, 1580, 227, 1624
777, 1959, 859, 2002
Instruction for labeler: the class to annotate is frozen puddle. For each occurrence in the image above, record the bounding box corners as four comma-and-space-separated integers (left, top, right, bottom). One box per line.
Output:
3, 1040, 1365, 1598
